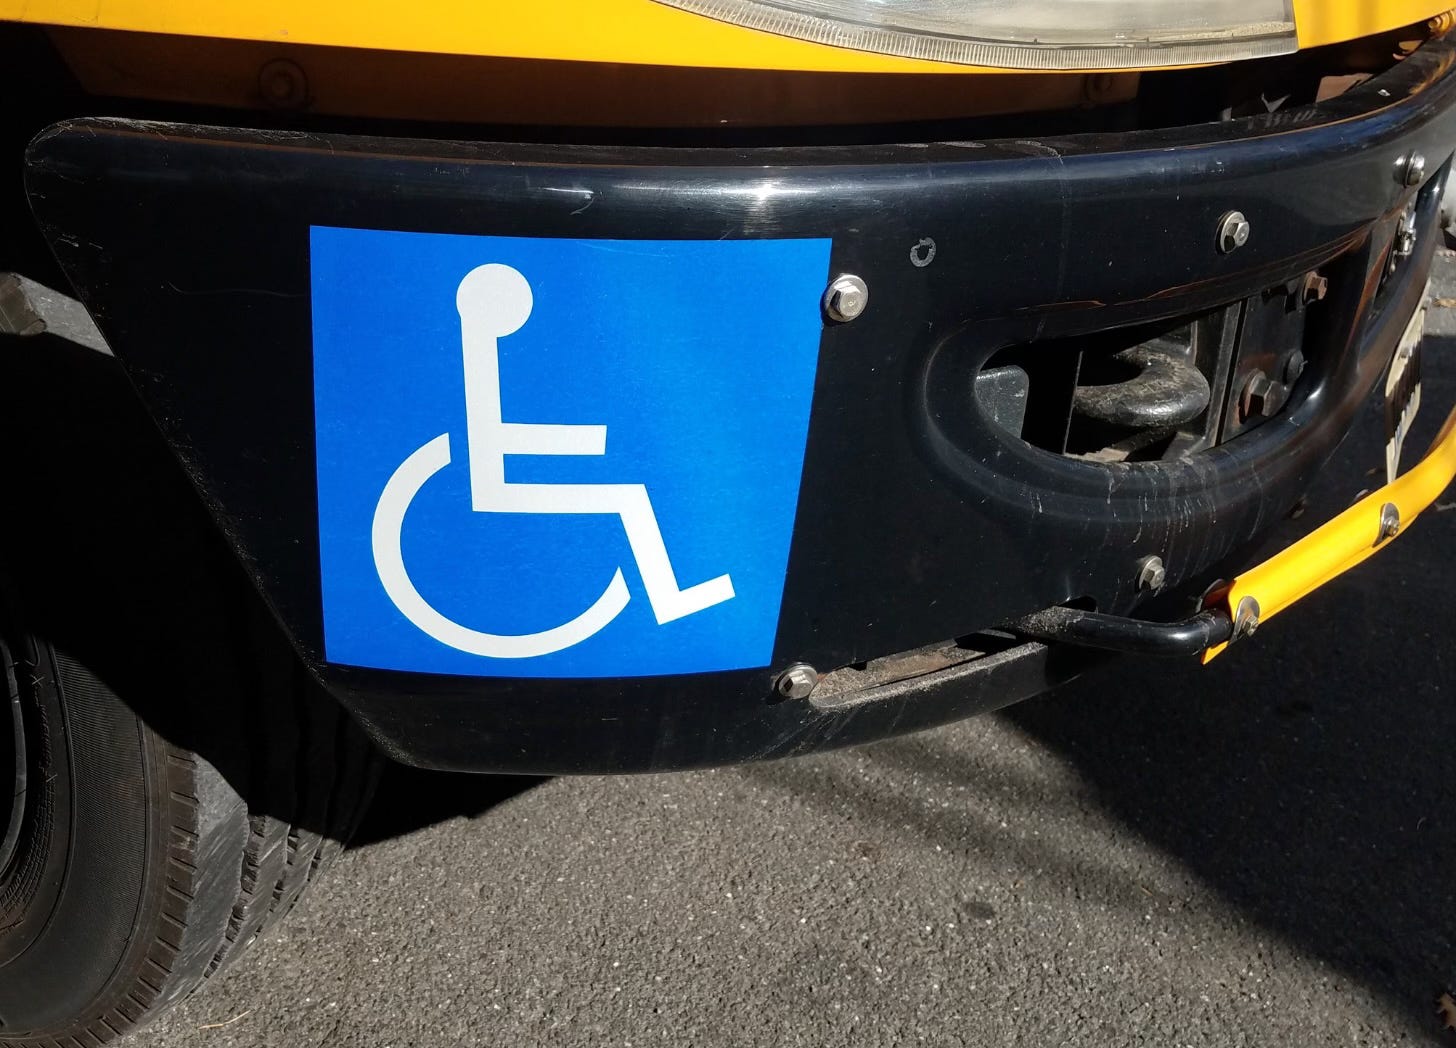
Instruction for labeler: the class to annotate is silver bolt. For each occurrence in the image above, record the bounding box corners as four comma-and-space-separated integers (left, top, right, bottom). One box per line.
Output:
1135, 555, 1167, 592
774, 663, 819, 700
823, 274, 869, 323
1233, 595, 1261, 639
1394, 202, 1419, 263
1377, 502, 1401, 543
1398, 151, 1427, 187
1218, 211, 1251, 254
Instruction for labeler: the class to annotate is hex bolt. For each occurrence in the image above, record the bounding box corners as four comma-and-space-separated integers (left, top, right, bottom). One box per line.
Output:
1217, 211, 1251, 254
822, 274, 869, 323
1135, 555, 1167, 592
1233, 595, 1262, 639
775, 663, 819, 700
1398, 151, 1427, 187
1377, 502, 1401, 543
1239, 370, 1277, 421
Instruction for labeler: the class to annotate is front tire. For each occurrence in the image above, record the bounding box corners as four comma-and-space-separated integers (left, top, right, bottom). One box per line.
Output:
0, 335, 379, 1045
0, 615, 375, 1047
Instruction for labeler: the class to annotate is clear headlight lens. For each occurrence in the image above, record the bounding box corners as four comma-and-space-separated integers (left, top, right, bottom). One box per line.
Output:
652, 0, 1298, 70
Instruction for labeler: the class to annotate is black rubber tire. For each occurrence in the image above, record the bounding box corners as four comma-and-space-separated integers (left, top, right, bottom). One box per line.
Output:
0, 336, 381, 1045
0, 622, 376, 1048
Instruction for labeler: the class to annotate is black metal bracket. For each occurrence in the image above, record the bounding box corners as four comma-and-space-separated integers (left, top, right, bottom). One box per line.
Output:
1011, 604, 1234, 658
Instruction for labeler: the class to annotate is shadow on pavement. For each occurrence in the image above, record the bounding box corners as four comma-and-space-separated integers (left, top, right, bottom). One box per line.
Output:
351, 764, 547, 847
1006, 577, 1454, 1030
1002, 332, 1456, 1032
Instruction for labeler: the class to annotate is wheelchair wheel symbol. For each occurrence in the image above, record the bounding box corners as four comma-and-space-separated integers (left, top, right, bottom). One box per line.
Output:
370, 263, 735, 659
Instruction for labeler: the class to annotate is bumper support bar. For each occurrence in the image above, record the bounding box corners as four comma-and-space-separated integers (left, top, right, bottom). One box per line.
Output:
1012, 605, 1234, 658
1203, 401, 1456, 661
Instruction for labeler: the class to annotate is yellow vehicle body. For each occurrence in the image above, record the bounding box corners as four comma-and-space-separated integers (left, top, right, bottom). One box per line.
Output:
1, 0, 1451, 74
1, 0, 1450, 127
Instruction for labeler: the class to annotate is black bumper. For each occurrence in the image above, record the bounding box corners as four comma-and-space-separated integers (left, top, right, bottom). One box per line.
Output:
22, 37, 1456, 773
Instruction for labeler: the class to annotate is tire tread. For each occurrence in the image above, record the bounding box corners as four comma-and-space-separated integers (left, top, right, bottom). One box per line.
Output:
0, 648, 378, 1048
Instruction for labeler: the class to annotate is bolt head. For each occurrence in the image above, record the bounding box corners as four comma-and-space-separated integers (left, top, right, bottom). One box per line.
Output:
1218, 211, 1251, 254
1136, 555, 1167, 592
823, 275, 869, 323
257, 59, 308, 110
1233, 595, 1261, 639
1377, 502, 1401, 543
775, 663, 819, 700
1239, 371, 1279, 421
1400, 152, 1427, 187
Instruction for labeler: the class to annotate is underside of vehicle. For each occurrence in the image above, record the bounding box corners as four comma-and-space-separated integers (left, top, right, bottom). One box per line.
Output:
0, 1, 1454, 1043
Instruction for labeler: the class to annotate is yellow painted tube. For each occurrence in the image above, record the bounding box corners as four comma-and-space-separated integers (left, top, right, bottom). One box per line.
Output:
1204, 401, 1456, 662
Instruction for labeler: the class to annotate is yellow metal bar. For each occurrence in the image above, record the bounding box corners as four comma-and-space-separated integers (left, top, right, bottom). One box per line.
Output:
1203, 402, 1456, 662
0, 0, 1449, 74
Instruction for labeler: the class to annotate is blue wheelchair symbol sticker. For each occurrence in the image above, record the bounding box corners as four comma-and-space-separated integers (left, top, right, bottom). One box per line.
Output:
311, 228, 831, 678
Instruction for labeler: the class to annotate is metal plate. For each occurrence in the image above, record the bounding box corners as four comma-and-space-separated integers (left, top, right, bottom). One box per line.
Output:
1385, 298, 1426, 483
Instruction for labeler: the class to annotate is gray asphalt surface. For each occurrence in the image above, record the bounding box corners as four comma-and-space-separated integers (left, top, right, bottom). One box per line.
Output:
142, 258, 1456, 1048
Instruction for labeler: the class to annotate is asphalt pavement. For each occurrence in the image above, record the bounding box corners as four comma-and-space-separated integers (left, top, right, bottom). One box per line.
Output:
141, 256, 1456, 1048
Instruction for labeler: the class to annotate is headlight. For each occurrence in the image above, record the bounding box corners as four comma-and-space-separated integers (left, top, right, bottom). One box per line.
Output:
651, 0, 1297, 70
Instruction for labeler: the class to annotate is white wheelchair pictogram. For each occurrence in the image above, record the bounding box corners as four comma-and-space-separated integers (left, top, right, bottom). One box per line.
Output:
370, 263, 736, 659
